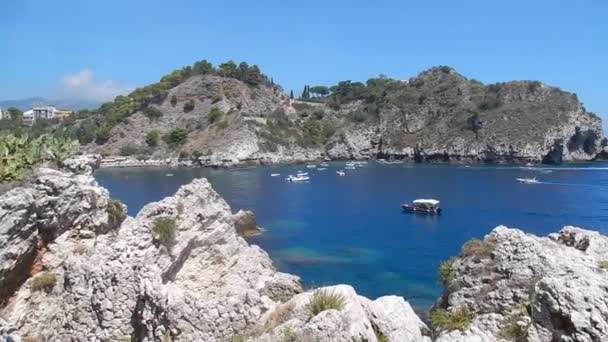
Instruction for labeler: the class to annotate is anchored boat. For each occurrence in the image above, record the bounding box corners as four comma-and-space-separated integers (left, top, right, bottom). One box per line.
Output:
401, 199, 441, 214
516, 177, 540, 184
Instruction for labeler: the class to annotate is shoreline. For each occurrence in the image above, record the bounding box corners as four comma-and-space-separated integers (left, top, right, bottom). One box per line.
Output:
97, 155, 605, 170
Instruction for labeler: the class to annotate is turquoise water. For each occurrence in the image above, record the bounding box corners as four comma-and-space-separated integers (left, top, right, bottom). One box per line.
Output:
94, 162, 608, 314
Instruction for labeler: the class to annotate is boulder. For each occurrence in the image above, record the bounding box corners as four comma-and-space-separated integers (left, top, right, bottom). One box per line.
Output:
234, 210, 261, 236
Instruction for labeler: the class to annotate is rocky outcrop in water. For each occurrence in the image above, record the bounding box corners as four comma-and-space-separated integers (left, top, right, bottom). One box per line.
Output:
434, 225, 608, 342
87, 66, 604, 167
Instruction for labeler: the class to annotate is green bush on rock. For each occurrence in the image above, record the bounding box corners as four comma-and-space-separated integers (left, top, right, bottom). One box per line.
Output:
430, 308, 473, 332
438, 257, 457, 286
31, 271, 57, 292
304, 289, 346, 317
106, 199, 126, 227
152, 217, 176, 244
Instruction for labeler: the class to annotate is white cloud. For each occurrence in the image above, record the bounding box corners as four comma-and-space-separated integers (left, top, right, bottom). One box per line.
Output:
58, 69, 133, 102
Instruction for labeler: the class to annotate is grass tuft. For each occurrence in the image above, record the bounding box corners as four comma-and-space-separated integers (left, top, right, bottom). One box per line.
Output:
461, 238, 495, 258
599, 260, 608, 271
106, 199, 126, 227
31, 271, 57, 292
152, 217, 176, 244
305, 289, 346, 317
438, 257, 457, 286
430, 308, 473, 332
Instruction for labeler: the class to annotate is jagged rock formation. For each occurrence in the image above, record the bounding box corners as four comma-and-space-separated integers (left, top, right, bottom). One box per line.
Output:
88, 66, 603, 166
0, 159, 428, 341
435, 225, 608, 341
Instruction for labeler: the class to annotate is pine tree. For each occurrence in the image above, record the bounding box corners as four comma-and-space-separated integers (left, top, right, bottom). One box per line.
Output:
290, 90, 294, 100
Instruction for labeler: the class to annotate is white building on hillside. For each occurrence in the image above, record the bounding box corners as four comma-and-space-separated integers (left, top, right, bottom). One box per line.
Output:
33, 105, 58, 120
22, 110, 35, 125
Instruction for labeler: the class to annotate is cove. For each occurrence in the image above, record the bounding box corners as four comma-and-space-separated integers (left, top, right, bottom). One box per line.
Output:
94, 162, 608, 314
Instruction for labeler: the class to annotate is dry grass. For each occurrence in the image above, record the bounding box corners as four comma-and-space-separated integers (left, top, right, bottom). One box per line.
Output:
305, 289, 346, 317
430, 308, 474, 332
461, 238, 495, 258
31, 271, 56, 292
251, 301, 295, 336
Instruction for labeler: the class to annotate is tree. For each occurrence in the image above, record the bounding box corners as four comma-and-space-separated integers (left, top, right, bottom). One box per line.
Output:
310, 86, 330, 97
290, 90, 294, 100
75, 119, 96, 144
145, 130, 160, 147
144, 106, 163, 120
6, 107, 23, 123
170, 95, 177, 107
218, 60, 238, 78
238, 62, 250, 80
193, 59, 214, 74
245, 65, 263, 85
163, 128, 188, 146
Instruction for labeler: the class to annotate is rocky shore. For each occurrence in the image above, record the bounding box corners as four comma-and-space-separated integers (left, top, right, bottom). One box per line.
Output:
1, 156, 607, 341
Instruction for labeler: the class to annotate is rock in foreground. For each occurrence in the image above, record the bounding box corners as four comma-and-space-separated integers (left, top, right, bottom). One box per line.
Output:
435, 225, 608, 341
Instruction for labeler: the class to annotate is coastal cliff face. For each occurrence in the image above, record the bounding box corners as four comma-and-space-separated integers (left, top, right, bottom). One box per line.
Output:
88, 67, 603, 166
0, 159, 429, 341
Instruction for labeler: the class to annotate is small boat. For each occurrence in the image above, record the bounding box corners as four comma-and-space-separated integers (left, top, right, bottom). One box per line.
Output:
320, 162, 330, 167
336, 170, 345, 176
526, 163, 534, 167
516, 177, 540, 184
345, 166, 356, 170
306, 164, 317, 169
401, 199, 441, 214
270, 173, 280, 177
317, 168, 327, 171
286, 175, 310, 182
296, 172, 308, 176
345, 162, 355, 167
384, 160, 404, 164
165, 173, 174, 177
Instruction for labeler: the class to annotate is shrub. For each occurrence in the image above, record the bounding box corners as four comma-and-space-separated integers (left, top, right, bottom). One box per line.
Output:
146, 130, 160, 147
31, 271, 56, 292
599, 260, 608, 271
305, 289, 346, 317
119, 144, 140, 156
107, 199, 126, 226
438, 257, 457, 286
152, 217, 176, 243
192, 150, 203, 159
430, 308, 473, 331
143, 106, 163, 120
178, 150, 191, 160
170, 95, 177, 107
350, 110, 368, 123
302, 119, 322, 147
163, 128, 188, 146
499, 304, 531, 340
183, 99, 195, 112
208, 107, 224, 124
461, 239, 495, 258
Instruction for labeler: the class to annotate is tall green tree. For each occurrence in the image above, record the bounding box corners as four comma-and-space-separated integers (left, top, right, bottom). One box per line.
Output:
218, 60, 238, 78
290, 90, 294, 100
193, 60, 214, 74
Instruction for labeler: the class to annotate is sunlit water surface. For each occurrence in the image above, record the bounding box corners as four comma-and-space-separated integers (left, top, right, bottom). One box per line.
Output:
95, 162, 608, 314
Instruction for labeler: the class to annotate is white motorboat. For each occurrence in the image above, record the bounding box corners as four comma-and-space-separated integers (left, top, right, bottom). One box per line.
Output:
306, 164, 317, 169
287, 174, 310, 182
336, 170, 345, 176
270, 173, 280, 177
296, 172, 308, 176
516, 177, 540, 184
345, 166, 356, 170
165, 173, 174, 177
402, 199, 441, 214
320, 162, 330, 167
317, 168, 327, 171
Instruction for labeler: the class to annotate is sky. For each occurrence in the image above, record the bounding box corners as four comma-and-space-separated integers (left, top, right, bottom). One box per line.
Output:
2, 0, 607, 123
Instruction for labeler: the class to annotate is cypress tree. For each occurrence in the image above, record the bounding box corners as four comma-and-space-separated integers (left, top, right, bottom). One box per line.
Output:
290, 90, 294, 99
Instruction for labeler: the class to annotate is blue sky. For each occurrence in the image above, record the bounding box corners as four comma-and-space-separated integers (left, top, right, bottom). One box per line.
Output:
2, 0, 607, 122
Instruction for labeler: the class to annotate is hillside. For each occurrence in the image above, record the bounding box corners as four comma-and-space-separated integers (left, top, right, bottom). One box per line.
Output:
81, 63, 604, 165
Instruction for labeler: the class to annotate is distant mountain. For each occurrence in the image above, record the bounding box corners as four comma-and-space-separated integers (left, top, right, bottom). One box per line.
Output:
0, 97, 101, 111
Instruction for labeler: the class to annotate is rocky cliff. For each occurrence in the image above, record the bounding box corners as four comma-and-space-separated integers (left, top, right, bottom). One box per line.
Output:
86, 65, 603, 166
0, 159, 429, 341
434, 226, 608, 341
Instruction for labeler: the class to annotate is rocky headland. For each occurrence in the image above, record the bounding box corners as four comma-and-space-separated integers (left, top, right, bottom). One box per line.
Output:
1, 157, 607, 341
77, 63, 604, 168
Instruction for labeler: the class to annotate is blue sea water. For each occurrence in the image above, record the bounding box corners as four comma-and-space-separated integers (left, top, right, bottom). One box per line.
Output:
94, 162, 608, 314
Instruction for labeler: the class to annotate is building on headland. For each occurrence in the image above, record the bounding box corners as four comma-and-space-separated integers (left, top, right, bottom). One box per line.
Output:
26, 104, 72, 125
0, 107, 8, 120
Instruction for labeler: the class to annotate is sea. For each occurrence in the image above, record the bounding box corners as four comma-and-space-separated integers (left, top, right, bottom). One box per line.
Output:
94, 161, 608, 315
